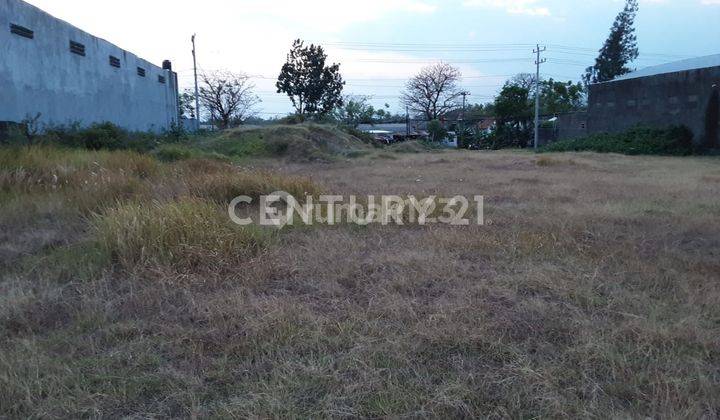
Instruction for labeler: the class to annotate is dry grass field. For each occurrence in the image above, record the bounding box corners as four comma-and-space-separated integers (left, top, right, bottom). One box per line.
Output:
1, 145, 719, 417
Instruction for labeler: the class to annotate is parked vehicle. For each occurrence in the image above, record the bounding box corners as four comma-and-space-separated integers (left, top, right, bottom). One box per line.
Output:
368, 130, 394, 145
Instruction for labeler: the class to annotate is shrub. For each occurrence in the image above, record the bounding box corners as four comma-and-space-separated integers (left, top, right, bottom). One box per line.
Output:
427, 120, 448, 142
541, 125, 695, 156
79, 122, 127, 150
43, 122, 160, 152
93, 198, 272, 268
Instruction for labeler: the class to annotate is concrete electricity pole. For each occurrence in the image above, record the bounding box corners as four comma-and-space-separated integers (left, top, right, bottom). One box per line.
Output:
533, 44, 546, 151
191, 34, 200, 131
406, 105, 410, 138
460, 91, 470, 148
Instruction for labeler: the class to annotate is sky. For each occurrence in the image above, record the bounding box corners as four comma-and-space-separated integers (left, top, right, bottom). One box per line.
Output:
23, 0, 720, 118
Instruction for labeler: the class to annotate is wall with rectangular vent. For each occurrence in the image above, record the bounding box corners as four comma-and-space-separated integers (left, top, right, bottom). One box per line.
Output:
0, 0, 179, 132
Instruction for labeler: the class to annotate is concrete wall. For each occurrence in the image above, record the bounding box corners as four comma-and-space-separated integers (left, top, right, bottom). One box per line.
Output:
0, 0, 179, 132
587, 66, 720, 147
556, 112, 588, 141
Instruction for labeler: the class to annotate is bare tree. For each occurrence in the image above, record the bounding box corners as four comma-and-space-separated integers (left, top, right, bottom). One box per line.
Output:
401, 63, 462, 121
198, 71, 260, 129
511, 73, 537, 92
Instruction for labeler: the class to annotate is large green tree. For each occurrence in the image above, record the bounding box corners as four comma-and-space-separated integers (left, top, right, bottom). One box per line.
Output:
540, 79, 586, 115
488, 75, 585, 148
277, 40, 345, 119
333, 96, 378, 127
583, 0, 639, 84
493, 82, 533, 148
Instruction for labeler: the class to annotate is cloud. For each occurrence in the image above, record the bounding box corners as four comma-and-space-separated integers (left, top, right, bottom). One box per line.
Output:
700, 0, 720, 5
462, 0, 551, 16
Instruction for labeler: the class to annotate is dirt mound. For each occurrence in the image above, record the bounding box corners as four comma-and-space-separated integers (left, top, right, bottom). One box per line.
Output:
206, 124, 372, 162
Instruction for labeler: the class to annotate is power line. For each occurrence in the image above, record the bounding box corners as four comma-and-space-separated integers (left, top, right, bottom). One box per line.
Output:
354, 58, 533, 64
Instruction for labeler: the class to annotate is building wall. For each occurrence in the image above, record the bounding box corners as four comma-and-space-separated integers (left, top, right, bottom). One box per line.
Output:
556, 112, 588, 141
587, 66, 720, 147
0, 0, 179, 132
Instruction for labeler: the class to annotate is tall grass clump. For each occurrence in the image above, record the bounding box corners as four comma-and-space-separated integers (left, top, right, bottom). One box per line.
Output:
0, 146, 156, 212
153, 144, 229, 163
0, 146, 157, 195
175, 160, 321, 203
93, 198, 272, 269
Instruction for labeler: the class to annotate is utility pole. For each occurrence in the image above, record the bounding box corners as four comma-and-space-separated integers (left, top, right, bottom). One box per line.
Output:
533, 44, 546, 151
405, 105, 409, 138
460, 91, 470, 148
191, 34, 200, 131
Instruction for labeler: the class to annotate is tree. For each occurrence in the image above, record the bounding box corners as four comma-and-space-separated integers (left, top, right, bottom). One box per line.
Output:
540, 79, 586, 115
583, 0, 639, 84
401, 63, 463, 121
179, 89, 196, 119
277, 39, 345, 119
493, 81, 533, 148
198, 71, 260, 129
334, 96, 377, 127
511, 73, 537, 92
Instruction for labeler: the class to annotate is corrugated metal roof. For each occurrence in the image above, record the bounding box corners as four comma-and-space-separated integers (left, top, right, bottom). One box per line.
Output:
610, 54, 720, 82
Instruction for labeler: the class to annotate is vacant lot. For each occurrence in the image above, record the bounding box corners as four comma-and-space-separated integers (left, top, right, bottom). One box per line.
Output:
1, 146, 719, 417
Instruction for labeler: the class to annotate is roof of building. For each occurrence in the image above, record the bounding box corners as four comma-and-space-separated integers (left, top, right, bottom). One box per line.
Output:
610, 54, 720, 82
477, 118, 497, 130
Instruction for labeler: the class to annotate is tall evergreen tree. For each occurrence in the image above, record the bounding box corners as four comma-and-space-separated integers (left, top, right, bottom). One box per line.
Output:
583, 0, 639, 84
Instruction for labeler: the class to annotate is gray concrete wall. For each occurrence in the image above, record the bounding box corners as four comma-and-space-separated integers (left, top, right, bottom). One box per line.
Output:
0, 0, 179, 132
587, 66, 720, 147
556, 112, 588, 141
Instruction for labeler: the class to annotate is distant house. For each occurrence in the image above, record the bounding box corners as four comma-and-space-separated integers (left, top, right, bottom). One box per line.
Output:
476, 117, 497, 134
586, 54, 720, 148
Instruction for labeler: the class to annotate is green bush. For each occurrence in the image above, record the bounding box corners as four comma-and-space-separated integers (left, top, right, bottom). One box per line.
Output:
541, 126, 695, 156
42, 122, 160, 152
79, 122, 128, 150
427, 120, 448, 142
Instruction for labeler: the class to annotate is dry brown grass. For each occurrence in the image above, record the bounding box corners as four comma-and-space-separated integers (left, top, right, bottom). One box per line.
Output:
1, 146, 719, 418
93, 198, 273, 270
176, 159, 321, 203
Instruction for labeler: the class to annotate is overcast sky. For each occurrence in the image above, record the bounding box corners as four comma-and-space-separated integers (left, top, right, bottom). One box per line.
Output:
23, 0, 720, 117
